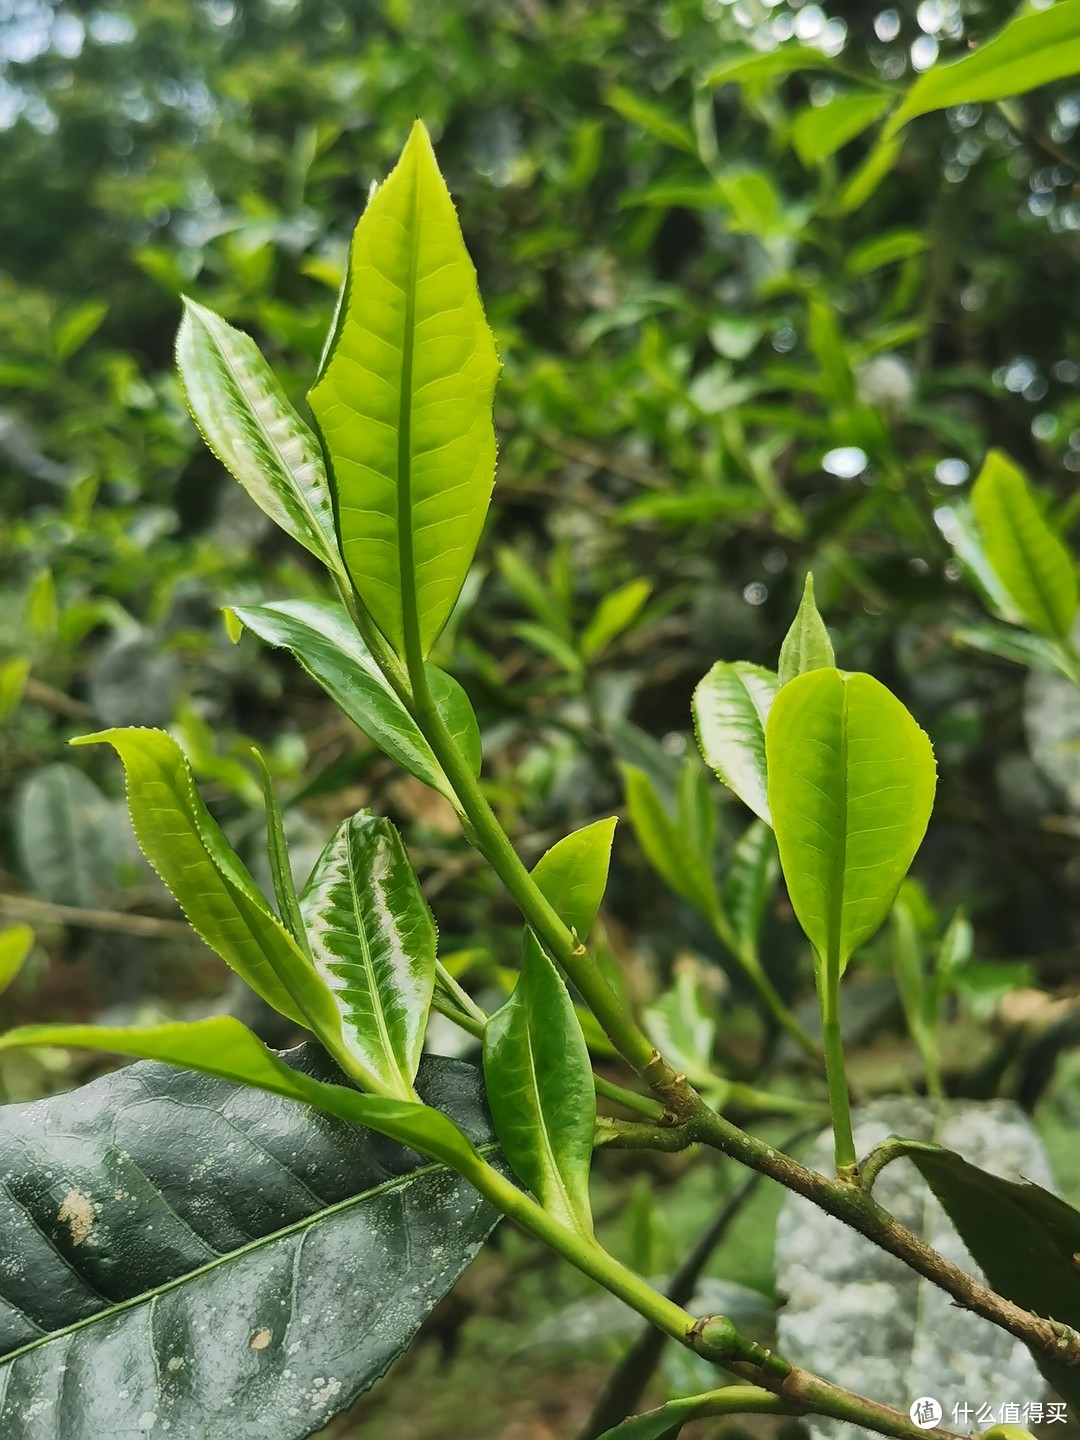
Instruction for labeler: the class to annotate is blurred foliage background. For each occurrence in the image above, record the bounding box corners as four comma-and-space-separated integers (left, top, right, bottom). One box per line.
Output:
2, 0, 1080, 1435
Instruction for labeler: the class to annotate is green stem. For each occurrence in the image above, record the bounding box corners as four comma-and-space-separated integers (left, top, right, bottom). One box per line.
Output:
435, 960, 487, 1025
711, 913, 821, 1063
594, 1386, 804, 1438
821, 945, 857, 1175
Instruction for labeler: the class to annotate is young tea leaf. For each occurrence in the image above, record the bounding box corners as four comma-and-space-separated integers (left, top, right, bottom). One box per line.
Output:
483, 932, 595, 1237
0, 924, 33, 996
0, 1017, 478, 1171
531, 817, 617, 943
300, 813, 437, 1101
691, 661, 778, 825
723, 819, 779, 960
622, 763, 720, 922
971, 451, 1078, 640
308, 121, 500, 660
766, 670, 936, 972
251, 745, 308, 952
580, 579, 652, 659
778, 574, 835, 686
72, 728, 337, 1036
234, 599, 481, 802
176, 299, 344, 579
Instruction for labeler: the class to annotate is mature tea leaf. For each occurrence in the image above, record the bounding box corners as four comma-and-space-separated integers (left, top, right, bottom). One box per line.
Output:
301, 813, 436, 1100
177, 298, 344, 579
531, 817, 617, 942
0, 1041, 496, 1439
971, 451, 1078, 640
885, 3, 1080, 138
691, 661, 778, 825
766, 670, 936, 971
778, 574, 834, 686
72, 728, 337, 1036
910, 1146, 1080, 1407
14, 763, 133, 909
234, 599, 481, 802
309, 121, 500, 659
776, 1100, 1051, 1440
483, 933, 595, 1237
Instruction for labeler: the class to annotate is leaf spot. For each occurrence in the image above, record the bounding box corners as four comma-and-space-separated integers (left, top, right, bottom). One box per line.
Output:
57, 1189, 96, 1246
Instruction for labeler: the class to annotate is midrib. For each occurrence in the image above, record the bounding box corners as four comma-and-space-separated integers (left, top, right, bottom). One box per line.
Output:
396, 155, 422, 659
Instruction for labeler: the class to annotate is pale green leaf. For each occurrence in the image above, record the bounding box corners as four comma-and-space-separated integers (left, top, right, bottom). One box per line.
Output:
885, 2, 1080, 138
234, 599, 481, 802
0, 925, 33, 996
300, 813, 436, 1100
622, 763, 720, 920
72, 728, 337, 1035
705, 46, 837, 88
971, 451, 1078, 640
581, 579, 652, 659
177, 298, 344, 578
791, 91, 891, 166
691, 661, 778, 825
483, 932, 595, 1236
0, 1017, 478, 1171
309, 121, 500, 659
766, 669, 937, 970
0, 658, 29, 723
643, 967, 716, 1090
953, 624, 1079, 682
778, 573, 835, 686
54, 299, 108, 361
531, 817, 617, 943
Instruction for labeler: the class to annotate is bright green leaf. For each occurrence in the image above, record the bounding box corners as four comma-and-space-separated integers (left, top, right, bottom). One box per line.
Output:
483, 932, 595, 1237
0, 658, 29, 722
72, 728, 337, 1035
308, 121, 500, 660
845, 229, 927, 277
300, 812, 436, 1100
691, 661, 778, 826
705, 46, 837, 88
766, 669, 937, 971
531, 817, 617, 942
885, 3, 1080, 139
622, 763, 720, 921
953, 624, 1079, 682
234, 599, 481, 802
581, 579, 652, 659
177, 298, 344, 579
603, 84, 697, 154
54, 299, 108, 361
971, 451, 1078, 640
836, 135, 902, 214
0, 1017, 478, 1171
936, 501, 1025, 624
778, 574, 835, 686
791, 91, 891, 167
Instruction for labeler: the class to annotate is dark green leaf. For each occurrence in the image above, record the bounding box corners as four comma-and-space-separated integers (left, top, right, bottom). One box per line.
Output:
309, 121, 500, 660
300, 812, 436, 1100
778, 574, 835, 686
691, 661, 778, 826
14, 763, 132, 909
766, 670, 937, 971
0, 1040, 496, 1438
910, 1145, 1080, 1406
234, 599, 481, 802
483, 932, 595, 1237
531, 817, 617, 943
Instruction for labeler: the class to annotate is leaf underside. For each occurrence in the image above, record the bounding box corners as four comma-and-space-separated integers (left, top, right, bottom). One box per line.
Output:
0, 1047, 498, 1440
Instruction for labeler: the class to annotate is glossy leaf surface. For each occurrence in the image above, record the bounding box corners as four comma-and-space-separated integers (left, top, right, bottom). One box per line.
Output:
72, 729, 336, 1034
483, 933, 595, 1237
309, 121, 500, 658
177, 298, 344, 578
766, 670, 936, 970
0, 1040, 495, 1438
778, 574, 834, 686
971, 451, 1077, 640
530, 817, 617, 943
300, 813, 436, 1100
234, 599, 481, 801
691, 661, 778, 825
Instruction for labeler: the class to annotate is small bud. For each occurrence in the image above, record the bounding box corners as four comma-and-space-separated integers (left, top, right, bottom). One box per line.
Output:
691, 1314, 741, 1360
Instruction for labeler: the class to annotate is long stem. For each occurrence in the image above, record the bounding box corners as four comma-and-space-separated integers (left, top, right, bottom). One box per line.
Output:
711, 911, 821, 1062
821, 945, 856, 1174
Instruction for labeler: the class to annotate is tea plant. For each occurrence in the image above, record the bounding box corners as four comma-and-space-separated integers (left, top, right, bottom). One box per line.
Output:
4, 16, 1080, 1428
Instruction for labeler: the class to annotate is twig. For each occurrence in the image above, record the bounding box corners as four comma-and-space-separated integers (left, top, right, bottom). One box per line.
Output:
0, 894, 193, 941
20, 678, 94, 722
